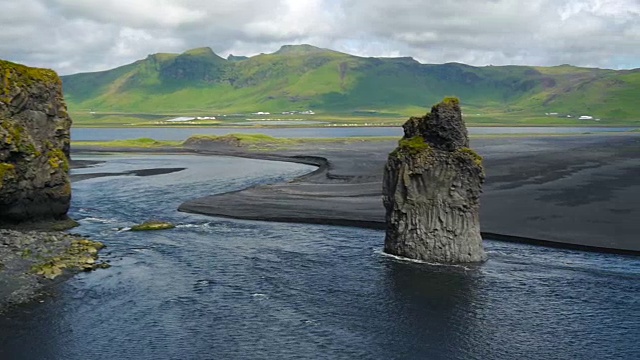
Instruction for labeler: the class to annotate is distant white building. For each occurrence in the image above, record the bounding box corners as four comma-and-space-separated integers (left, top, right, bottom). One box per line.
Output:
578, 115, 594, 120
166, 117, 195, 122
252, 112, 270, 115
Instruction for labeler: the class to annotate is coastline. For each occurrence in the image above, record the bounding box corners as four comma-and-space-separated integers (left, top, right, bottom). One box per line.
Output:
71, 133, 640, 254
71, 123, 640, 129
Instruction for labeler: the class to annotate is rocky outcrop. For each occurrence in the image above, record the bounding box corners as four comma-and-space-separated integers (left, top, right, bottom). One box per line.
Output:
382, 98, 486, 263
0, 60, 72, 224
0, 229, 108, 312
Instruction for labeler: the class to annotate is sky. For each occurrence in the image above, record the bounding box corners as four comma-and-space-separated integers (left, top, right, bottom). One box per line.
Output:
1, 0, 639, 75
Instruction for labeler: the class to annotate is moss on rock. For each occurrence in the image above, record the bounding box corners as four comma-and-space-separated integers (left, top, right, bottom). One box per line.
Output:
399, 136, 431, 153
0, 162, 16, 188
130, 220, 176, 231
0, 60, 61, 105
1, 119, 23, 146
441, 96, 460, 107
390, 136, 432, 158
183, 133, 292, 148
47, 148, 69, 171
456, 147, 483, 167
30, 239, 108, 280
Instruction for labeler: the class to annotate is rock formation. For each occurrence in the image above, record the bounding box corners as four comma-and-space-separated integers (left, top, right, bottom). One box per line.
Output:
382, 98, 486, 263
0, 60, 72, 224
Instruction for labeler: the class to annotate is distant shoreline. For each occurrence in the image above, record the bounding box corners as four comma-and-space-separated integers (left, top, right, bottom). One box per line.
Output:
70, 124, 640, 129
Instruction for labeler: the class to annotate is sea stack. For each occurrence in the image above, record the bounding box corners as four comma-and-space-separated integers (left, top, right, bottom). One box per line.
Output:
0, 60, 72, 224
382, 98, 486, 263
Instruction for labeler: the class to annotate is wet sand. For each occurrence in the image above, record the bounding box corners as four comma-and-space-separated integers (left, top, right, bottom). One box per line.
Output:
176, 134, 640, 254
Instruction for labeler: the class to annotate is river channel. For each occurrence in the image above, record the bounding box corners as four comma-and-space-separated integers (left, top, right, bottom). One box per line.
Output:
1, 154, 638, 359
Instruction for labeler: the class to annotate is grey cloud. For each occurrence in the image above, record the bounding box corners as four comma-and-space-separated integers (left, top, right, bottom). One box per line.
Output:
340, 0, 640, 68
0, 0, 638, 75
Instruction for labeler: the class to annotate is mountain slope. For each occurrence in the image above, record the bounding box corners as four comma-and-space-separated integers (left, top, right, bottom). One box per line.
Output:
61, 45, 640, 122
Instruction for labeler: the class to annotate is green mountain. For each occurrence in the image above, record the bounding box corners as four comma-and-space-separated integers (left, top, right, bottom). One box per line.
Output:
61, 44, 640, 124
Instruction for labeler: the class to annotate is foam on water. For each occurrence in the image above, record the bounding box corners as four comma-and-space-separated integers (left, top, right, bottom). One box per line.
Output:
79, 216, 118, 224
375, 248, 474, 270
176, 222, 215, 230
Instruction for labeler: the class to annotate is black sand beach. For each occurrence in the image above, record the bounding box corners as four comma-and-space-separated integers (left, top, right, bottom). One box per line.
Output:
173, 134, 640, 253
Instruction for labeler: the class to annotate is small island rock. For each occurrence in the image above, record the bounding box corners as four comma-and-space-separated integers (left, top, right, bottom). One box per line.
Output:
130, 220, 176, 231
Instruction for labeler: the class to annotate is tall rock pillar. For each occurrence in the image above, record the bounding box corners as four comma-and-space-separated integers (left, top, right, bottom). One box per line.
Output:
383, 98, 486, 263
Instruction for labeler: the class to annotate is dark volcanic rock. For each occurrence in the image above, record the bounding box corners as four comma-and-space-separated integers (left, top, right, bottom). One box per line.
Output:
383, 98, 486, 263
0, 60, 72, 224
402, 98, 469, 151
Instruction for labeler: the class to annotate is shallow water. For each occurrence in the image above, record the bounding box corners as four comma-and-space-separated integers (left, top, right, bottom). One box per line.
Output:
1, 154, 639, 359
71, 126, 639, 141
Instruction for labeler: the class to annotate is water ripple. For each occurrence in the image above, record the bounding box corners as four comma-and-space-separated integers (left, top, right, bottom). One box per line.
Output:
1, 154, 638, 360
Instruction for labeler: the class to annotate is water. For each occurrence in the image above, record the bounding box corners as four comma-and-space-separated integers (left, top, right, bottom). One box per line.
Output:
71, 126, 639, 141
1, 154, 639, 359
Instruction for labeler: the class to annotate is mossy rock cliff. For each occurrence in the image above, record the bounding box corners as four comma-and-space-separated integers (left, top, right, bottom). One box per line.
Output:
0, 60, 72, 224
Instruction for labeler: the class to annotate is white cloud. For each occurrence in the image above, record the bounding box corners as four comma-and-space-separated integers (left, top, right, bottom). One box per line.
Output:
52, 0, 206, 27
339, 0, 640, 69
0, 0, 638, 74
244, 0, 337, 39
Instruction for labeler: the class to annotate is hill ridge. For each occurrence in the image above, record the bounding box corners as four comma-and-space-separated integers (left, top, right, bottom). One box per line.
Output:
60, 45, 640, 122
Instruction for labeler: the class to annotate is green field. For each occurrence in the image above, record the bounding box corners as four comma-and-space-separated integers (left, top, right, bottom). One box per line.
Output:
71, 138, 182, 148
71, 131, 640, 153
72, 134, 399, 149
61, 45, 640, 127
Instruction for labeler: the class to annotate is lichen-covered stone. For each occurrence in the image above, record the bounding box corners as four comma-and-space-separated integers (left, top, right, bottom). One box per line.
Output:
130, 220, 176, 231
0, 60, 72, 224
383, 98, 486, 263
29, 238, 108, 279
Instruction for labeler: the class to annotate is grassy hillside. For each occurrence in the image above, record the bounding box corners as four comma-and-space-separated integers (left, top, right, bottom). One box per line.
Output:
61, 45, 640, 126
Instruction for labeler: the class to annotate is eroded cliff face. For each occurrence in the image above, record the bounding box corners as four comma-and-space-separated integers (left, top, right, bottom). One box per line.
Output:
0, 60, 72, 224
383, 98, 486, 263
